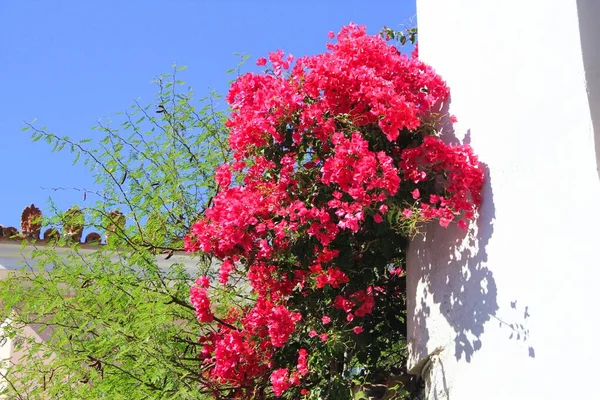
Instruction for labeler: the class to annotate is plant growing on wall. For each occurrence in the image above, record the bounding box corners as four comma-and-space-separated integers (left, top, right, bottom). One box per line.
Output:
184, 24, 484, 399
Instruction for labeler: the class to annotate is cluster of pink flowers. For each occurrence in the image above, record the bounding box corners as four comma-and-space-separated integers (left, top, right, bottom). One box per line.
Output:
185, 23, 483, 398
190, 283, 213, 323
400, 136, 483, 228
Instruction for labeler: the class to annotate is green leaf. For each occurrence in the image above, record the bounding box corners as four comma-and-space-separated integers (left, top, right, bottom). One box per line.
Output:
354, 391, 369, 400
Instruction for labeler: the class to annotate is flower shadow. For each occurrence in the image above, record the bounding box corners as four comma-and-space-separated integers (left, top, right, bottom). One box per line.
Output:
407, 162, 497, 364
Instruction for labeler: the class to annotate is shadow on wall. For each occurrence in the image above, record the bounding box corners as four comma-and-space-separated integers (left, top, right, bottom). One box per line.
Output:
408, 96, 535, 370
410, 164, 498, 363
407, 98, 501, 365
577, 0, 600, 178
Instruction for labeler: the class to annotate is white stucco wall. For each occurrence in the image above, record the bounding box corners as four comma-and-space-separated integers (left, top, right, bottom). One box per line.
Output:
408, 1, 600, 399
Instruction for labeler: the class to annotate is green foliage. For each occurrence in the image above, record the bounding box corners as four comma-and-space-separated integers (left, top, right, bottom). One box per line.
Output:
0, 68, 231, 399
380, 26, 418, 46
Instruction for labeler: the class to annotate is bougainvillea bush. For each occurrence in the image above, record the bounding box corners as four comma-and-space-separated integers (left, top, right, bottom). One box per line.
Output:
185, 24, 483, 399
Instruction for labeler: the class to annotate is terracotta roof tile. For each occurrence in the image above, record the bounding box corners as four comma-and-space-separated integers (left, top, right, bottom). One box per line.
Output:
0, 203, 104, 246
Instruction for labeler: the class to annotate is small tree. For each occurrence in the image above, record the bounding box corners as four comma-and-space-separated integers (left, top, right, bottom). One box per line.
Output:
0, 68, 231, 399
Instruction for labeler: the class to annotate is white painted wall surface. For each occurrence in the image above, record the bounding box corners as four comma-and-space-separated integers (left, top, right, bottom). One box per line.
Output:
408, 1, 600, 399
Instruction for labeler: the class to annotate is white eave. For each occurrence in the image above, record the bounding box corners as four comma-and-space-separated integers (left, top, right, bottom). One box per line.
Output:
0, 240, 205, 275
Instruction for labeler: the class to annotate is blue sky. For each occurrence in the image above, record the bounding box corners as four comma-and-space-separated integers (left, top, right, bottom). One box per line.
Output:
0, 0, 416, 229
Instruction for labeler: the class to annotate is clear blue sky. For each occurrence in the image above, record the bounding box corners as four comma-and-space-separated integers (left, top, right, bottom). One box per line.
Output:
0, 0, 416, 229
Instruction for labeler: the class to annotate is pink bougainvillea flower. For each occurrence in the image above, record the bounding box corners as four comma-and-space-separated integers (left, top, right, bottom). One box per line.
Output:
373, 213, 383, 223
256, 57, 267, 66
215, 164, 232, 190
297, 348, 309, 376
195, 276, 210, 288
189, 286, 213, 323
271, 368, 291, 396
